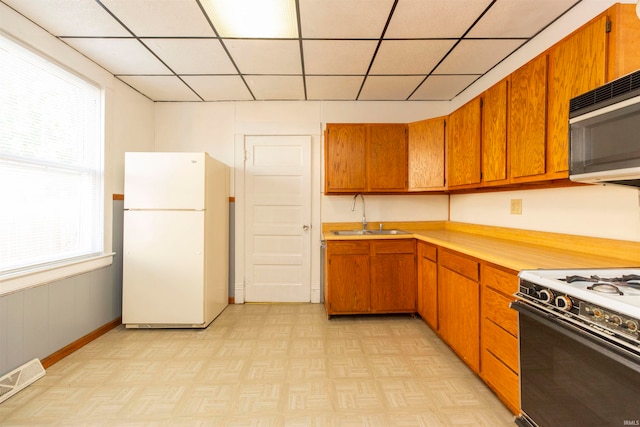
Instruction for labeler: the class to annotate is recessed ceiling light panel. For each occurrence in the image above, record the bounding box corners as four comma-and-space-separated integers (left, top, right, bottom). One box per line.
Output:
202, 0, 298, 38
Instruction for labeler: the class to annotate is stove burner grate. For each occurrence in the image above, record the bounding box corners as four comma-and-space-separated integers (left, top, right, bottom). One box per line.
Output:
586, 283, 624, 295
563, 274, 640, 289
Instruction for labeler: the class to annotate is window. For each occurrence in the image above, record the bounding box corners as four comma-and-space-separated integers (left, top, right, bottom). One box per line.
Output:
0, 34, 104, 277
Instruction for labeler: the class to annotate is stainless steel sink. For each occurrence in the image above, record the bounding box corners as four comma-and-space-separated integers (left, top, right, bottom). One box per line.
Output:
368, 229, 409, 235
332, 230, 369, 236
331, 229, 408, 236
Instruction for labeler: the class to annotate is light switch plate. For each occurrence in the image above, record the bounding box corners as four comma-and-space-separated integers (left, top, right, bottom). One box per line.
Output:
510, 199, 522, 215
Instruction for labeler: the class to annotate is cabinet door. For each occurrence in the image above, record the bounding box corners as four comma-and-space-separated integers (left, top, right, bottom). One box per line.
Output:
324, 124, 366, 193
509, 54, 547, 182
367, 124, 408, 192
607, 4, 640, 81
547, 15, 607, 178
438, 265, 480, 373
482, 79, 509, 186
417, 242, 438, 329
408, 118, 446, 191
370, 240, 416, 312
326, 241, 370, 314
447, 97, 481, 188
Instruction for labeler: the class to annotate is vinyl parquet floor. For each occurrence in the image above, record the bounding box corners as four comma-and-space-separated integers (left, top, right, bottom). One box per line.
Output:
0, 304, 515, 426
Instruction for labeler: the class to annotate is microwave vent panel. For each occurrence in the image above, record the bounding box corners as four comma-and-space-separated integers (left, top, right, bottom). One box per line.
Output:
570, 68, 640, 114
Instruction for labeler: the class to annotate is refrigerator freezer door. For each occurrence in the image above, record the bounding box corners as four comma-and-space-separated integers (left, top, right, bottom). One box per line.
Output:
124, 152, 205, 210
123, 210, 205, 326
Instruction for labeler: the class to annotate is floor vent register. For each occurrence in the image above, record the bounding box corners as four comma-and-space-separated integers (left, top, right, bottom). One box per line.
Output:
0, 358, 46, 404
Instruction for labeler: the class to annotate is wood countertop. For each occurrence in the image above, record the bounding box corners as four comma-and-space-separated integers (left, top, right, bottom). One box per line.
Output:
322, 221, 640, 272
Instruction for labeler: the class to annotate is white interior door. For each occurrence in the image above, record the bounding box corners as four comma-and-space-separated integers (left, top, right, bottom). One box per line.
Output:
244, 135, 311, 302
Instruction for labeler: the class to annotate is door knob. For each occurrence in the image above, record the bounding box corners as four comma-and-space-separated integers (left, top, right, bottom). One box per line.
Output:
303, 224, 310, 231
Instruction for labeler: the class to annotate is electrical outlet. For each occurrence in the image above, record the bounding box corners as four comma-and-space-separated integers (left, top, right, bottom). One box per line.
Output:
510, 199, 522, 215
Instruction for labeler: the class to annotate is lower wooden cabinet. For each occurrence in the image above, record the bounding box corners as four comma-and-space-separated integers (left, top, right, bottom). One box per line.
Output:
437, 249, 480, 373
325, 241, 370, 314
417, 241, 438, 330
325, 239, 416, 317
480, 264, 520, 415
371, 240, 417, 312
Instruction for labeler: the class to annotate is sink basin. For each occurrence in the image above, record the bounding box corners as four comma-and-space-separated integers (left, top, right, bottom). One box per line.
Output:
332, 229, 409, 236
367, 229, 409, 235
332, 230, 369, 236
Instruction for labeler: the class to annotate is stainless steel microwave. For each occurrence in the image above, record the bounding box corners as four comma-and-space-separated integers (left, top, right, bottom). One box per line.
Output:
569, 69, 640, 187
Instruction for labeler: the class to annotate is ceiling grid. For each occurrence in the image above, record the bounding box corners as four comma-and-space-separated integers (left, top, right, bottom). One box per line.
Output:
0, 0, 581, 102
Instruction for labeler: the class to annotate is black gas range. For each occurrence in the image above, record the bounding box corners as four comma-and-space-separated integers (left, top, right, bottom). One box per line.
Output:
512, 268, 640, 427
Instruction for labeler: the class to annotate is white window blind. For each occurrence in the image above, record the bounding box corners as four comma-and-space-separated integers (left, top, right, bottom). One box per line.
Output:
0, 34, 104, 276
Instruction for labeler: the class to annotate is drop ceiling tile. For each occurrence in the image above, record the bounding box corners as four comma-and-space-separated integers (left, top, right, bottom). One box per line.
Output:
299, 0, 395, 38
224, 40, 301, 75
2, 0, 130, 36
370, 40, 457, 75
303, 40, 377, 75
245, 76, 305, 100
409, 75, 480, 100
118, 76, 201, 101
62, 38, 170, 75
358, 75, 425, 100
385, 0, 493, 38
468, 0, 579, 38
182, 76, 253, 101
100, 0, 215, 37
434, 39, 525, 75
142, 39, 236, 74
306, 76, 363, 100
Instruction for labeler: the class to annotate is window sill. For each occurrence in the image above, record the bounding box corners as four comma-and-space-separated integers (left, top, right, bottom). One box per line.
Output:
0, 253, 115, 297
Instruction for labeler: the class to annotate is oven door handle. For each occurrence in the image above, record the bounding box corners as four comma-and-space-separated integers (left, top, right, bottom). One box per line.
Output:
511, 300, 640, 374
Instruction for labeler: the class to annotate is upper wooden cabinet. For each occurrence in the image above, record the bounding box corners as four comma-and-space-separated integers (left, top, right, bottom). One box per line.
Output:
547, 14, 607, 179
324, 124, 366, 193
607, 3, 640, 81
368, 124, 408, 192
408, 117, 446, 191
324, 123, 407, 194
447, 97, 481, 188
509, 54, 548, 182
481, 79, 509, 186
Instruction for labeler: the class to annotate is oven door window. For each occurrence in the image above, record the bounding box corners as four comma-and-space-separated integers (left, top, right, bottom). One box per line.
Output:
517, 305, 640, 427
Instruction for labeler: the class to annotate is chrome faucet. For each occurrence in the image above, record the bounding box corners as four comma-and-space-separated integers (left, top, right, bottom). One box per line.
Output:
351, 193, 367, 230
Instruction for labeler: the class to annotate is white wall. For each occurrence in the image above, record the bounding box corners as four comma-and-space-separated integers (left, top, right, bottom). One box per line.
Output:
451, 185, 640, 242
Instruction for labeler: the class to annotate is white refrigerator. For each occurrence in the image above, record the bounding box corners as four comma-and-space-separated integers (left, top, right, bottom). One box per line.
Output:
122, 152, 229, 328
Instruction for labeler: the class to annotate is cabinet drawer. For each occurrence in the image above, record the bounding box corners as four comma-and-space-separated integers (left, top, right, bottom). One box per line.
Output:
482, 349, 520, 415
327, 241, 369, 255
482, 317, 518, 372
482, 264, 518, 295
439, 249, 479, 281
482, 286, 518, 337
418, 241, 437, 262
372, 239, 415, 254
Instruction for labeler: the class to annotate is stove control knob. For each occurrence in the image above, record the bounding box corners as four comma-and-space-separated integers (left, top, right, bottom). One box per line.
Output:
625, 320, 639, 333
555, 295, 572, 311
609, 315, 622, 326
537, 289, 555, 302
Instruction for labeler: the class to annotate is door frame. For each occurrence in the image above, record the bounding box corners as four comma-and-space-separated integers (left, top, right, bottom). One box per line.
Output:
234, 131, 322, 304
